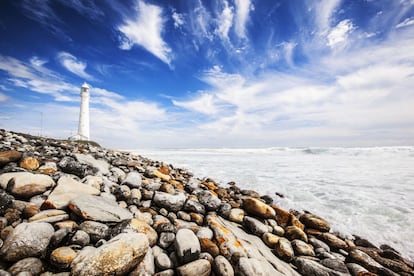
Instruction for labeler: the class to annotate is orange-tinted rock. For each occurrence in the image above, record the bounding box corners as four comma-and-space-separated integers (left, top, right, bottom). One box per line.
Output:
300, 213, 330, 232
272, 205, 291, 227
200, 238, 220, 257
285, 226, 308, 243
19, 157, 39, 170
190, 212, 204, 225
111, 218, 157, 246
320, 233, 347, 250
153, 170, 171, 182
291, 216, 304, 231
50, 246, 77, 269
243, 197, 275, 219
275, 237, 294, 262
0, 150, 22, 166
159, 164, 170, 175
169, 179, 184, 190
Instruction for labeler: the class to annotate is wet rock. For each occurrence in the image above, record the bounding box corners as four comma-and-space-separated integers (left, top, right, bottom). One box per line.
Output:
243, 197, 276, 219
70, 233, 149, 276
272, 205, 292, 227
183, 199, 206, 215
320, 258, 349, 274
291, 239, 315, 256
0, 222, 54, 261
153, 191, 186, 212
309, 236, 331, 252
347, 248, 397, 276
213, 255, 234, 276
69, 194, 132, 222
300, 213, 331, 232
275, 237, 295, 262
2, 172, 54, 198
175, 228, 201, 264
320, 232, 347, 250
197, 190, 221, 211
263, 232, 280, 247
242, 216, 269, 236
28, 209, 68, 223
50, 246, 77, 269
229, 208, 244, 223
110, 218, 157, 246
176, 259, 211, 276
42, 176, 100, 209
285, 226, 308, 242
79, 221, 109, 243
346, 263, 369, 275
294, 257, 335, 276
7, 257, 43, 275
200, 238, 220, 257
0, 150, 22, 166
155, 252, 173, 270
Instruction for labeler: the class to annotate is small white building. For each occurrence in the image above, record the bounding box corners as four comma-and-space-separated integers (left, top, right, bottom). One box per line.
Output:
70, 83, 90, 141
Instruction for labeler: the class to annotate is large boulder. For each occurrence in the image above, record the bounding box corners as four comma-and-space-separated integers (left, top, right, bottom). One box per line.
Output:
300, 213, 330, 232
0, 222, 54, 262
243, 197, 275, 219
176, 259, 211, 276
153, 191, 186, 212
75, 153, 110, 175
0, 172, 54, 198
0, 150, 22, 166
70, 233, 149, 276
175, 228, 201, 264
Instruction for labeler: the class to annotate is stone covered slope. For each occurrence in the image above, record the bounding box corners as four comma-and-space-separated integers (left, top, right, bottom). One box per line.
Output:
0, 129, 412, 276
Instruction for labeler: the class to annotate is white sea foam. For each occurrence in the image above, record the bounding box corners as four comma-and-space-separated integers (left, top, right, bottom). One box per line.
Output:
135, 147, 414, 261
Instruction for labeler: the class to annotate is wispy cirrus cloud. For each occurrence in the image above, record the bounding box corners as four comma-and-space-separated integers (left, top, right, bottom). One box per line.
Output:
117, 0, 172, 65
234, 0, 253, 39
327, 19, 354, 48
0, 92, 7, 102
57, 52, 95, 81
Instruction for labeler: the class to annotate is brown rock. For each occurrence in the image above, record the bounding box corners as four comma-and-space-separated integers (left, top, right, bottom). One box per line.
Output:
160, 183, 175, 194
153, 170, 171, 182
228, 208, 244, 224
159, 164, 170, 175
291, 239, 315, 256
50, 246, 77, 269
111, 218, 158, 246
200, 238, 220, 257
271, 205, 291, 227
2, 172, 55, 198
290, 215, 304, 230
28, 209, 69, 223
22, 204, 40, 218
320, 233, 347, 250
0, 150, 22, 166
190, 212, 204, 225
285, 226, 308, 243
176, 259, 211, 276
243, 197, 275, 219
262, 232, 280, 248
275, 237, 295, 261
300, 213, 331, 232
347, 248, 398, 276
19, 157, 39, 170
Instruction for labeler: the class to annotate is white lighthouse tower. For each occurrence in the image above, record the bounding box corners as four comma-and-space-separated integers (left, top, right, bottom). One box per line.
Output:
77, 82, 90, 140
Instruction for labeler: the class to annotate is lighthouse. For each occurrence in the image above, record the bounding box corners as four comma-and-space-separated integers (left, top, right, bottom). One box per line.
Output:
77, 82, 90, 140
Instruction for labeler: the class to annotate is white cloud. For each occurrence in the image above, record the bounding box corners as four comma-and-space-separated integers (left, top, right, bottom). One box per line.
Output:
30, 56, 48, 67
172, 11, 185, 28
396, 17, 414, 28
0, 92, 8, 102
234, 0, 253, 39
215, 0, 234, 41
327, 19, 354, 48
173, 93, 220, 115
57, 52, 94, 80
118, 0, 172, 65
312, 0, 342, 34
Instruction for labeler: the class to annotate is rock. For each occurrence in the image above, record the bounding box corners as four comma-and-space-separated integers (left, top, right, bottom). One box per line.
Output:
19, 156, 39, 170
183, 199, 206, 215
285, 226, 308, 242
347, 248, 397, 276
0, 191, 13, 215
235, 257, 285, 276
121, 172, 142, 189
159, 232, 175, 249
229, 208, 244, 223
275, 238, 295, 262
1, 172, 54, 198
79, 221, 109, 243
243, 197, 276, 219
175, 228, 201, 264
155, 252, 173, 270
74, 153, 110, 175
58, 156, 92, 178
206, 214, 299, 275
176, 259, 211, 276
197, 190, 221, 211
22, 204, 40, 218
155, 269, 175, 276
38, 162, 58, 175
196, 227, 214, 240
294, 257, 336, 276
272, 205, 292, 227
69, 194, 132, 222
70, 233, 149, 276
48, 227, 71, 249
200, 238, 220, 257
42, 176, 100, 209
28, 209, 69, 223
300, 213, 331, 232
153, 169, 171, 182
129, 247, 155, 276
0, 222, 54, 262
69, 230, 89, 247
309, 236, 331, 252
213, 255, 234, 276
110, 218, 157, 246
153, 191, 186, 212
320, 232, 347, 250
130, 188, 142, 204
242, 216, 269, 236
290, 215, 305, 230
262, 232, 281, 247
291, 239, 315, 256
50, 246, 77, 269
7, 257, 43, 275
320, 258, 349, 274
0, 150, 22, 166
346, 262, 370, 275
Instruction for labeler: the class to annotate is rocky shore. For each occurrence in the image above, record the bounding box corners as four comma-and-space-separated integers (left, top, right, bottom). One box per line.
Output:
0, 129, 413, 276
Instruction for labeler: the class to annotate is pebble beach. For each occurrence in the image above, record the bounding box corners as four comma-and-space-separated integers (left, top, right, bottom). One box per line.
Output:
0, 129, 413, 276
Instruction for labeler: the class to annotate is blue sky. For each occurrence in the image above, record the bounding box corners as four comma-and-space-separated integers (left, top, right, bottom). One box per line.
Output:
0, 0, 414, 148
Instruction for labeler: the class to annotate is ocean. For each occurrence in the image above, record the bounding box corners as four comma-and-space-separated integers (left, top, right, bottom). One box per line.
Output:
135, 147, 414, 261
